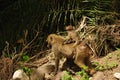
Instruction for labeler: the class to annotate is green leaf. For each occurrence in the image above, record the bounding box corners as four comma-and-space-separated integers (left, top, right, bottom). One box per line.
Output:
62, 71, 72, 80
22, 55, 30, 62
23, 67, 32, 76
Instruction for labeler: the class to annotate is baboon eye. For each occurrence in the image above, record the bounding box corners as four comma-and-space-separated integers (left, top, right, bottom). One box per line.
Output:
50, 37, 53, 41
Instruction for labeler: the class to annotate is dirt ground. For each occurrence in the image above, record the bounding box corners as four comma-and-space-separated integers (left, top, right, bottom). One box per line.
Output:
90, 49, 120, 80
1, 48, 120, 80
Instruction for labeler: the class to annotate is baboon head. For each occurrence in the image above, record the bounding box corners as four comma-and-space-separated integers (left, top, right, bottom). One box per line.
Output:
46, 34, 55, 48
46, 34, 65, 48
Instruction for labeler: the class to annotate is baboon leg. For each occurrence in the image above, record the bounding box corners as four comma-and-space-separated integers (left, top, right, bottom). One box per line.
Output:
54, 55, 60, 75
85, 56, 92, 68
85, 57, 96, 75
74, 60, 88, 72
74, 55, 88, 72
73, 40, 80, 47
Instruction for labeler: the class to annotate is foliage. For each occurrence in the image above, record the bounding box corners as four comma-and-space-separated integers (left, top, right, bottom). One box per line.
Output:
62, 70, 90, 80
0, 0, 48, 54
93, 49, 120, 71
23, 67, 33, 76
43, 0, 118, 31
76, 69, 90, 80
0, 0, 120, 56
95, 61, 118, 71
22, 54, 30, 62
62, 71, 73, 80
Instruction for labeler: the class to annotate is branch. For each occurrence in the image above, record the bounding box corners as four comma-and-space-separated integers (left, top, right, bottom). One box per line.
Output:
21, 57, 49, 68
12, 31, 39, 62
27, 49, 50, 62
75, 16, 87, 32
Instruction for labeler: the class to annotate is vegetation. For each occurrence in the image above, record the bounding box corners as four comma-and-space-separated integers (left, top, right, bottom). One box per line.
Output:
95, 61, 118, 71
0, 0, 120, 56
0, 0, 120, 79
62, 70, 89, 80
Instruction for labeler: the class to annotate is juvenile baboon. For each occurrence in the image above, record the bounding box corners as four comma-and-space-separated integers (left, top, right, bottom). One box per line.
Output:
64, 16, 87, 47
46, 34, 95, 75
64, 25, 80, 47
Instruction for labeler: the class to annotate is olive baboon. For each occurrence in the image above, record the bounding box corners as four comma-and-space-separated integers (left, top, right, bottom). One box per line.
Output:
64, 16, 87, 47
46, 34, 95, 75
64, 25, 80, 47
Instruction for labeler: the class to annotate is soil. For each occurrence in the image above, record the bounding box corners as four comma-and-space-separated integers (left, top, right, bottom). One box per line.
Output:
90, 49, 120, 80
1, 45, 120, 80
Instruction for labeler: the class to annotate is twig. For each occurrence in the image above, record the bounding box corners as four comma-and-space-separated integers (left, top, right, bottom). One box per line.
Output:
21, 57, 49, 68
27, 49, 51, 62
75, 16, 87, 32
2, 41, 10, 56
13, 31, 39, 62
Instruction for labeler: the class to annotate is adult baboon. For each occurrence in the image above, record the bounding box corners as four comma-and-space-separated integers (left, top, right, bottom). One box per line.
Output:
46, 34, 95, 75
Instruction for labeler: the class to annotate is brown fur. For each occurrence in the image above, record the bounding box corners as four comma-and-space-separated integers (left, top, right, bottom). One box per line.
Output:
46, 34, 95, 75
66, 30, 80, 47
64, 25, 80, 47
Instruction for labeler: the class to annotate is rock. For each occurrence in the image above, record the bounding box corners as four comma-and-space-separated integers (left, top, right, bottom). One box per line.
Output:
89, 71, 105, 80
12, 62, 55, 80
12, 69, 44, 80
113, 72, 120, 79
12, 69, 29, 80
54, 71, 64, 80
29, 68, 45, 80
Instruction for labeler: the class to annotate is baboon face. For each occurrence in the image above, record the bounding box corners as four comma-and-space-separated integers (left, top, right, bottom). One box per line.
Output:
46, 34, 56, 48
46, 34, 65, 48
46, 35, 52, 48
